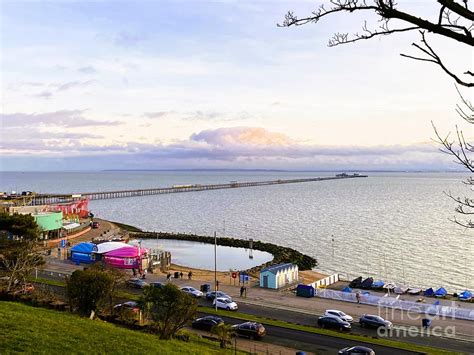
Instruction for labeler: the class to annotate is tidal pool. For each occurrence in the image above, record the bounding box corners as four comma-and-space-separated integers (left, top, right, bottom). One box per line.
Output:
132, 239, 273, 271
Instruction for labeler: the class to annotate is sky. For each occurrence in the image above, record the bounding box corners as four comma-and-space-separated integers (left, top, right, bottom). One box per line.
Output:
0, 0, 472, 171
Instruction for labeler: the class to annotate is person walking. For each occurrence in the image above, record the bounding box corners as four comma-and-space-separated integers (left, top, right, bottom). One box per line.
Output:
180, 272, 184, 279
216, 280, 219, 291
356, 291, 361, 304
167, 272, 171, 282
188, 271, 192, 280
240, 286, 245, 297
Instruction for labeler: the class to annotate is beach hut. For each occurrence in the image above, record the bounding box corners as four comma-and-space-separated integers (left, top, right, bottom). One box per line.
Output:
424, 288, 435, 297
70, 242, 97, 264
103, 246, 148, 269
458, 290, 472, 301
259, 263, 298, 289
435, 287, 448, 298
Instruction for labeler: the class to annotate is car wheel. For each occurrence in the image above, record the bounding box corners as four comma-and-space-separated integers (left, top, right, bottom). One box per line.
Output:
226, 306, 231, 310
360, 322, 364, 327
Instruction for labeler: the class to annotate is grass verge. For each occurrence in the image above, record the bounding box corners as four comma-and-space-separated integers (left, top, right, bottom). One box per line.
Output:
0, 301, 237, 354
28, 278, 461, 355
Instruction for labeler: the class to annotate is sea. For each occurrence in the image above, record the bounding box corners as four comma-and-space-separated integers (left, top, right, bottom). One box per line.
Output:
1, 170, 473, 292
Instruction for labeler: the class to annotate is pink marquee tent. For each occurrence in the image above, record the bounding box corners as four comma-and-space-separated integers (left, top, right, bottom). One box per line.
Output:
103, 246, 148, 269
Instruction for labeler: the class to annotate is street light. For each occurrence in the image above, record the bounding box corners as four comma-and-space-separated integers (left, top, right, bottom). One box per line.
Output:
214, 231, 217, 312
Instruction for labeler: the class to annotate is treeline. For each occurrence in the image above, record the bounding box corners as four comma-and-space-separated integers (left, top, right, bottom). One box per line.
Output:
131, 232, 317, 271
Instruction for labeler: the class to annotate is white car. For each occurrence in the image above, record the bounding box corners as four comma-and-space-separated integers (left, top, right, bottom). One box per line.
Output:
324, 309, 354, 323
213, 297, 238, 311
181, 286, 203, 298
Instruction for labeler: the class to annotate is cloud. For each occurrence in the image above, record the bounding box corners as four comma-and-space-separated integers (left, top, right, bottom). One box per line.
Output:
1, 110, 124, 128
143, 111, 173, 119
114, 31, 147, 47
191, 127, 292, 146
56, 80, 95, 92
33, 91, 53, 99
0, 126, 454, 171
77, 66, 97, 74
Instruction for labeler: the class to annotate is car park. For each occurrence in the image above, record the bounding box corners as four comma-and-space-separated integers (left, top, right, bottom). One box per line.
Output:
317, 316, 351, 331
126, 278, 148, 289
191, 316, 224, 331
213, 297, 238, 310
181, 286, 203, 298
232, 322, 266, 339
338, 346, 376, 355
359, 314, 392, 329
206, 291, 232, 301
324, 309, 353, 323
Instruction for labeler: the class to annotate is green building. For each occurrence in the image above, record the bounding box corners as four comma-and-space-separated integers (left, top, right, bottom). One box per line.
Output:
33, 211, 63, 239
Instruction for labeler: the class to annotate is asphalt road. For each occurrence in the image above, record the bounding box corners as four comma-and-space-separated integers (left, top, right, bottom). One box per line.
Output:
196, 298, 473, 354
197, 311, 417, 355
34, 273, 472, 354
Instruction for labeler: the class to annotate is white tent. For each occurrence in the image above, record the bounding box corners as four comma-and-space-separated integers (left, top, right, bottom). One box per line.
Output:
95, 241, 134, 254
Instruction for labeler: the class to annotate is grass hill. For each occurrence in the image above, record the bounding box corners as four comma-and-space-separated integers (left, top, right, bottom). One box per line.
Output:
0, 302, 231, 354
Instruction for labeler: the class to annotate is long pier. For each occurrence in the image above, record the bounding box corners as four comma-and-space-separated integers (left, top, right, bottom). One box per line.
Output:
29, 174, 367, 205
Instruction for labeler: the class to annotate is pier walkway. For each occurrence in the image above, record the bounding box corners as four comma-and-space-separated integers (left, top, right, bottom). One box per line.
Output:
30, 174, 367, 205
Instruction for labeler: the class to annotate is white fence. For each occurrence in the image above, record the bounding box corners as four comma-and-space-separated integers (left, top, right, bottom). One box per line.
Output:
314, 289, 474, 321
308, 273, 340, 289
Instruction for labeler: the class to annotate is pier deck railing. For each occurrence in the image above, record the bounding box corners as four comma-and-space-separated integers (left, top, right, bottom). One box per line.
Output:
29, 174, 367, 205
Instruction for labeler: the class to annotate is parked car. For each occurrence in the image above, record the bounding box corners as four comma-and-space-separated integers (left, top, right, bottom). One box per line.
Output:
213, 297, 238, 310
91, 221, 99, 229
338, 346, 376, 355
191, 316, 224, 331
181, 286, 203, 298
324, 309, 354, 323
127, 278, 148, 289
149, 282, 164, 289
359, 314, 392, 329
206, 291, 232, 301
317, 316, 351, 331
232, 322, 266, 339
114, 301, 140, 313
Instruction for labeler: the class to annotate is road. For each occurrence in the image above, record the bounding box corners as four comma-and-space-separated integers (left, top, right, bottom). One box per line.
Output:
197, 311, 417, 355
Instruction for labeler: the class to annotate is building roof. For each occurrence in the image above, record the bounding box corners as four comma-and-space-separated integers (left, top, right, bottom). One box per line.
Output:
260, 263, 297, 275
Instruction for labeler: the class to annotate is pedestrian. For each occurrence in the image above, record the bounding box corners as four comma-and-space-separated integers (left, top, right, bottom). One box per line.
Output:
132, 268, 137, 277
167, 272, 171, 282
180, 272, 184, 279
356, 291, 361, 304
240, 286, 245, 297
188, 271, 192, 280
216, 280, 219, 291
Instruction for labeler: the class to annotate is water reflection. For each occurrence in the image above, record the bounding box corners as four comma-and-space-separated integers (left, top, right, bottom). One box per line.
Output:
133, 239, 273, 271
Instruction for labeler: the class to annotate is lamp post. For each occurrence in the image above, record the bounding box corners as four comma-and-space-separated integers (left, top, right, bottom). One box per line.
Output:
214, 231, 218, 311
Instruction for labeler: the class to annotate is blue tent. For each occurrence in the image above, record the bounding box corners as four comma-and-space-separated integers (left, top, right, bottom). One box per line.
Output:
458, 290, 472, 301
70, 242, 97, 264
423, 287, 434, 296
372, 280, 385, 289
342, 286, 352, 293
434, 287, 448, 298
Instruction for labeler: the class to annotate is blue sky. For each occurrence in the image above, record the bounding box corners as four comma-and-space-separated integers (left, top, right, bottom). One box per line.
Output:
0, 0, 471, 171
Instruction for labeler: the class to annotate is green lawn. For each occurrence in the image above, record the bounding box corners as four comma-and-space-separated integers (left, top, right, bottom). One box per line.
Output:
0, 302, 231, 354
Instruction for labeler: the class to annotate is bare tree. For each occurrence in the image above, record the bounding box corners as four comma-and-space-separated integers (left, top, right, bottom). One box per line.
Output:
280, 0, 473, 228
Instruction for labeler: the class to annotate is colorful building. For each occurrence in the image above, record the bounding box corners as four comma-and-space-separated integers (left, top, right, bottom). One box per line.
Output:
33, 211, 63, 239
259, 263, 299, 289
